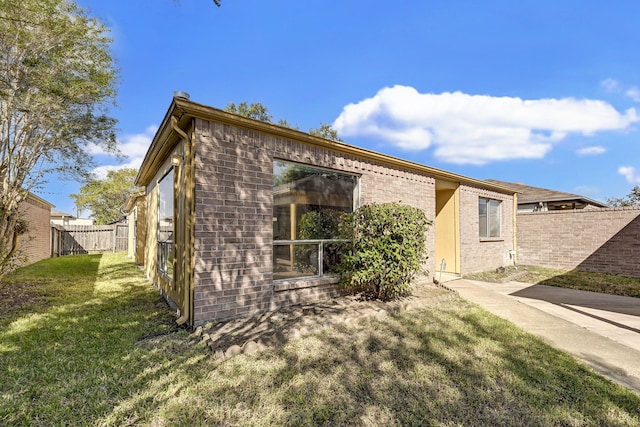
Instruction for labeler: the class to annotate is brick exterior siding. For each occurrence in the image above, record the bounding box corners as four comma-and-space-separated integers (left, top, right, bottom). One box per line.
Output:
459, 186, 516, 275
190, 118, 515, 325
517, 207, 640, 277
18, 195, 52, 266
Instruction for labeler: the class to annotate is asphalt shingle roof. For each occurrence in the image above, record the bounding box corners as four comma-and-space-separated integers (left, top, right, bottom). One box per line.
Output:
485, 179, 608, 207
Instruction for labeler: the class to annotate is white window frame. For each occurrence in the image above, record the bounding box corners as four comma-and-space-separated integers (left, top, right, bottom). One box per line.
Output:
479, 198, 501, 239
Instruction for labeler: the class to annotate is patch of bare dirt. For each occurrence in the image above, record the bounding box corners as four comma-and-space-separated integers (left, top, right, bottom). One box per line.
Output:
0, 280, 47, 318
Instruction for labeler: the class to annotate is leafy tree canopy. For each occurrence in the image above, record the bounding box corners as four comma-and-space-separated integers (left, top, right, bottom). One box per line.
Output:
225, 102, 272, 122
309, 123, 342, 141
224, 102, 342, 141
606, 186, 640, 207
0, 0, 118, 272
71, 168, 141, 225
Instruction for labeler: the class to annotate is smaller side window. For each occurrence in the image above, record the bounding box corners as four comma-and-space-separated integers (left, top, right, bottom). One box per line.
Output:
479, 198, 501, 238
157, 168, 174, 278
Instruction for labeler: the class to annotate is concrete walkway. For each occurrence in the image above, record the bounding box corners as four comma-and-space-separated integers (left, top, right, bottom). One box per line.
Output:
447, 279, 640, 395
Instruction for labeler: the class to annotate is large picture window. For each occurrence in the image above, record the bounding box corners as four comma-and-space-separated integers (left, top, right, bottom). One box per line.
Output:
158, 169, 174, 278
273, 160, 358, 280
479, 198, 501, 239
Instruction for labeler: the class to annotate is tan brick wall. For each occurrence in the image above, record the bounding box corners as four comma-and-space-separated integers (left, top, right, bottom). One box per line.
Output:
517, 207, 640, 277
459, 185, 516, 274
18, 196, 52, 266
191, 118, 515, 324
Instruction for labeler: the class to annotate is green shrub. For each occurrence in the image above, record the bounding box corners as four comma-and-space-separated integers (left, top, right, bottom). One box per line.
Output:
337, 202, 431, 300
297, 209, 343, 240
294, 209, 344, 273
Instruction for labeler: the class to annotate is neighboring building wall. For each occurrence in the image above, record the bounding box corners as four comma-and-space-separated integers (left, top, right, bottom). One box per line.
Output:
18, 196, 52, 266
459, 185, 516, 275
51, 218, 95, 226
517, 207, 640, 277
192, 118, 450, 324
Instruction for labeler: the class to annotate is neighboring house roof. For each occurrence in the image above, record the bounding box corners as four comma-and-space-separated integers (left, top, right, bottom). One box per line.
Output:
51, 209, 75, 219
485, 180, 608, 209
136, 96, 518, 196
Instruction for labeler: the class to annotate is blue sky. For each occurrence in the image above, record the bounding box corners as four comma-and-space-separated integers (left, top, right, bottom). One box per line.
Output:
41, 0, 640, 215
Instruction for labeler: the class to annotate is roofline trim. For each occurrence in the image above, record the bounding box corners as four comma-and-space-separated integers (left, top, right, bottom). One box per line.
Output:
27, 192, 54, 208
136, 97, 518, 195
520, 197, 608, 207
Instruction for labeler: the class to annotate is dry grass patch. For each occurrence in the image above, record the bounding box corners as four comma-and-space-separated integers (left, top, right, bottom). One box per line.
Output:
465, 265, 640, 298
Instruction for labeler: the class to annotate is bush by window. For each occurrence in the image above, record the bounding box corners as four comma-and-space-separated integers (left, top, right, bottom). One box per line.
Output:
337, 202, 431, 300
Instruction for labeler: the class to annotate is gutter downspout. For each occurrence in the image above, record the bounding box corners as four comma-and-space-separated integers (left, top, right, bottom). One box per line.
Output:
171, 115, 193, 326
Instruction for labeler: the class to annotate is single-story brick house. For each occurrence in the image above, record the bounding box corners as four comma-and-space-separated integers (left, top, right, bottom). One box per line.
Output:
134, 94, 518, 327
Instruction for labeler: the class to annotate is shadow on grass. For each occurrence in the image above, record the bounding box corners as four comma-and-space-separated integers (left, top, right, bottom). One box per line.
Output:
151, 302, 640, 426
0, 253, 198, 426
536, 270, 640, 299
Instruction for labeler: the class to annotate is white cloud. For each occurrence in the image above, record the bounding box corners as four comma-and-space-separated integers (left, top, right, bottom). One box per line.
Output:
618, 166, 640, 184
625, 87, 640, 102
333, 85, 638, 165
601, 78, 620, 92
89, 125, 157, 179
600, 78, 640, 103
576, 146, 606, 155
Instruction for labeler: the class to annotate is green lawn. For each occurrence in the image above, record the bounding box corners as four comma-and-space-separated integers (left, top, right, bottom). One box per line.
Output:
464, 265, 640, 298
1, 254, 639, 426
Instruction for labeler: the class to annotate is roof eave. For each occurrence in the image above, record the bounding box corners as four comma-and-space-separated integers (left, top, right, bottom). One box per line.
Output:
520, 197, 608, 207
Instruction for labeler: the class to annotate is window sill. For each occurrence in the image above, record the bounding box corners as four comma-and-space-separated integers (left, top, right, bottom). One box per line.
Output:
273, 275, 339, 292
479, 237, 504, 242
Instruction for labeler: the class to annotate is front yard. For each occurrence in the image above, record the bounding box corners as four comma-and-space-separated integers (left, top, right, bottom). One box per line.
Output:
1, 253, 639, 426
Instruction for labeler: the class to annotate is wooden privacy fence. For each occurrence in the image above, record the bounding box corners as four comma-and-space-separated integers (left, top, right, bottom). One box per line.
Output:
51, 224, 128, 256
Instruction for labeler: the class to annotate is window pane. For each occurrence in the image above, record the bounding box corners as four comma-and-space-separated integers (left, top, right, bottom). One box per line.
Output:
273, 243, 319, 280
479, 198, 501, 238
478, 198, 488, 237
273, 160, 357, 240
488, 200, 501, 237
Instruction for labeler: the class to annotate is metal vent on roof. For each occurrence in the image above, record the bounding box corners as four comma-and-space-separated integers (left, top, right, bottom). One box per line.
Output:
173, 91, 190, 100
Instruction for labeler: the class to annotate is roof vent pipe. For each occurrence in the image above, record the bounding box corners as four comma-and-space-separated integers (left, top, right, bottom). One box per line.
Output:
173, 91, 190, 100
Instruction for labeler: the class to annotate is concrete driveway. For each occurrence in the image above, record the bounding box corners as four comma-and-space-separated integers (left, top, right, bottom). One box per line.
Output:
446, 279, 640, 395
